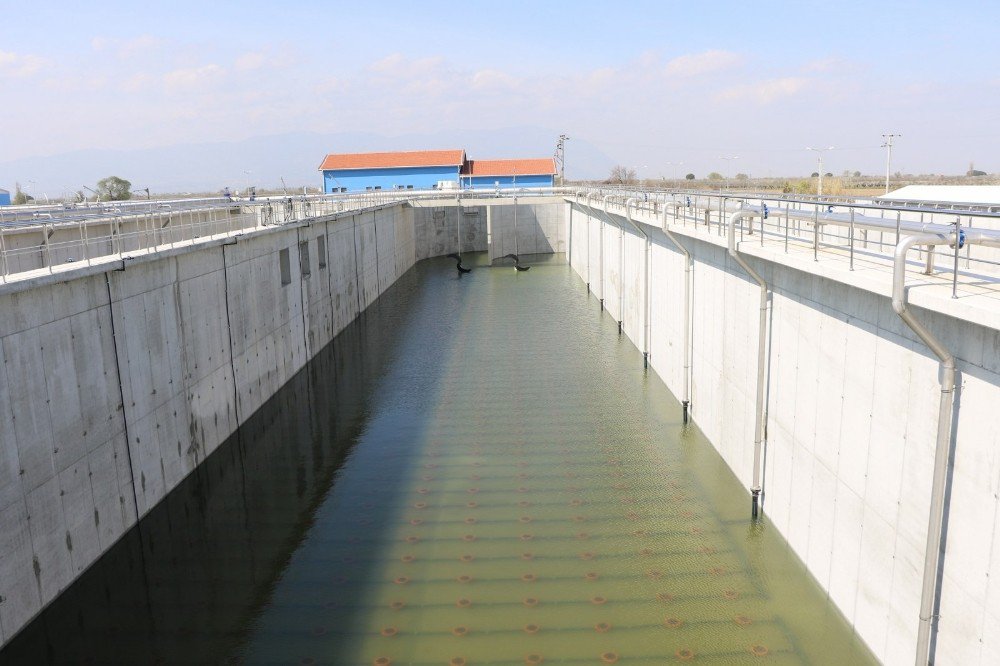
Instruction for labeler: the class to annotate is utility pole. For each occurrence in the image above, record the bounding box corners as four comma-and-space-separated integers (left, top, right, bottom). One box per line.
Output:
555, 134, 569, 185
882, 133, 900, 194
806, 146, 834, 196
719, 156, 739, 191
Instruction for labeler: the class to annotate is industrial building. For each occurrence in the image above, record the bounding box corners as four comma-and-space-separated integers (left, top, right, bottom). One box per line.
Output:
0, 188, 10, 206
319, 149, 466, 193
460, 158, 556, 190
319, 149, 555, 193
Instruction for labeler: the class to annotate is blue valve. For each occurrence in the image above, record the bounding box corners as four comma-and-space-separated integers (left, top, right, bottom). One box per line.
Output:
762, 203, 769, 219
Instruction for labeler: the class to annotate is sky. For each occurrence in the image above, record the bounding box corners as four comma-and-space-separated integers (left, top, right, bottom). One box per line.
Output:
1, 0, 999, 189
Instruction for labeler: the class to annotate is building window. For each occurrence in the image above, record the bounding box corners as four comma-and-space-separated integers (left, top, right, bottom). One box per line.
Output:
341, 187, 347, 192
366, 186, 373, 191
374, 186, 381, 190
279, 248, 291, 285
407, 185, 413, 189
317, 235, 327, 268
299, 240, 310, 277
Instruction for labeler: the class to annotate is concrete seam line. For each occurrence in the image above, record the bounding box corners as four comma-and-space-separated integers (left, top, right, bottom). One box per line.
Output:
221, 243, 241, 428
104, 270, 141, 523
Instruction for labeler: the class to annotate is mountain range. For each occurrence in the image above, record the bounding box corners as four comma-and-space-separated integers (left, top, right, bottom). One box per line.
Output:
0, 127, 615, 198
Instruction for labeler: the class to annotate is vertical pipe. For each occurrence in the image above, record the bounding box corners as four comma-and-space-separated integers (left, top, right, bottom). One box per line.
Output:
661, 208, 693, 423
584, 194, 594, 293
624, 198, 650, 367
607, 196, 624, 333
893, 233, 956, 666
727, 209, 769, 520
569, 194, 575, 269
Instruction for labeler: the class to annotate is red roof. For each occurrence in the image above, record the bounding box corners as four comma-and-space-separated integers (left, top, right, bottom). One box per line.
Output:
319, 149, 466, 171
460, 158, 557, 177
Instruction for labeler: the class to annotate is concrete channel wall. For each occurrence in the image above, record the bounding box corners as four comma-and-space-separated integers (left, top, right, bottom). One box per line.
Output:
567, 201, 1000, 665
0, 197, 564, 649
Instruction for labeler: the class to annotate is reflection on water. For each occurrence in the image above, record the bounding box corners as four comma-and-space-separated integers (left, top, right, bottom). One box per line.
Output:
1, 253, 875, 665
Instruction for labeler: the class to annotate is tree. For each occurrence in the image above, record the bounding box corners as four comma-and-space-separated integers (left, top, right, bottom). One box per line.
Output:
607, 165, 637, 185
734, 173, 749, 181
853, 171, 861, 177
707, 172, 723, 181
12, 182, 33, 205
96, 176, 132, 201
810, 172, 819, 178
685, 173, 695, 180
824, 172, 833, 178
967, 168, 987, 177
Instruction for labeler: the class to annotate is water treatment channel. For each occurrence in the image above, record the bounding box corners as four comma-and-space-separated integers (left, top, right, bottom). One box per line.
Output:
0, 253, 876, 666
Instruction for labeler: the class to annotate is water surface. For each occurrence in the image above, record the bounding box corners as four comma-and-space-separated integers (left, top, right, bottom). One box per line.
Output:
1, 253, 875, 665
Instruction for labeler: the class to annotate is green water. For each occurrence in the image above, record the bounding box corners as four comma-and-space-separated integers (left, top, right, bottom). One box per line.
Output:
0, 253, 875, 666
235, 254, 874, 665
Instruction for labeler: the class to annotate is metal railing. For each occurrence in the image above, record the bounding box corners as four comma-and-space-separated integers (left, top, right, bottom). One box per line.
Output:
0, 188, 571, 283
573, 188, 1000, 294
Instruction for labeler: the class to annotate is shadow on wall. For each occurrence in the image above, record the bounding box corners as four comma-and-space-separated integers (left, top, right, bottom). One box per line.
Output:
0, 259, 468, 664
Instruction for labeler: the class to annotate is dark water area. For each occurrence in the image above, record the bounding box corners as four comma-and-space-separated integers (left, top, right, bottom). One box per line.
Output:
1, 253, 875, 665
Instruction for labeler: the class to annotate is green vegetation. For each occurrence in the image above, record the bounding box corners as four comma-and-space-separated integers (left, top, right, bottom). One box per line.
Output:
96, 176, 133, 201
11, 183, 33, 205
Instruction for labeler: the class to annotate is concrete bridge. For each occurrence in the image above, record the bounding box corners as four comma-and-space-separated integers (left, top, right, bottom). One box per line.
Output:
1, 188, 998, 664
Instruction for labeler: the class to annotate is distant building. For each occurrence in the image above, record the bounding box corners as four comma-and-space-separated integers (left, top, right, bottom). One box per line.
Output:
0, 188, 10, 206
879, 185, 1000, 206
460, 158, 557, 190
318, 150, 557, 193
319, 149, 466, 193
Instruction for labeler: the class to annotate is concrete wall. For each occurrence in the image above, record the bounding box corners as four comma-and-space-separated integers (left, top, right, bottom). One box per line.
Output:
0, 203, 416, 647
567, 200, 1000, 665
410, 197, 565, 261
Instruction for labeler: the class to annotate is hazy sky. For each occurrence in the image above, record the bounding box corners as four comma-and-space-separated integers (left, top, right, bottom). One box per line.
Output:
2, 0, 999, 179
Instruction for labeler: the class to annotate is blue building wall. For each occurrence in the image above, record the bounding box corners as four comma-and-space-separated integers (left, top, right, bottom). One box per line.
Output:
461, 174, 554, 190
0, 190, 10, 206
323, 166, 460, 193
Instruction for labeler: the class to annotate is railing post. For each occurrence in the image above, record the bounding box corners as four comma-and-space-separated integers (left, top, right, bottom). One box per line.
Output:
952, 215, 961, 298
813, 204, 819, 261
0, 227, 8, 283
849, 208, 855, 271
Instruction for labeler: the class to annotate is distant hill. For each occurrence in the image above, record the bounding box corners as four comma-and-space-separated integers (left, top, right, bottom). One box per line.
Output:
0, 127, 614, 197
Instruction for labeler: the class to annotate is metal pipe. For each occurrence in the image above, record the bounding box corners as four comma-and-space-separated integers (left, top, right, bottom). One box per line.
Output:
608, 196, 625, 333
624, 198, 651, 368
598, 195, 624, 324
894, 232, 956, 666
727, 208, 769, 520
583, 194, 597, 294
662, 205, 694, 423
